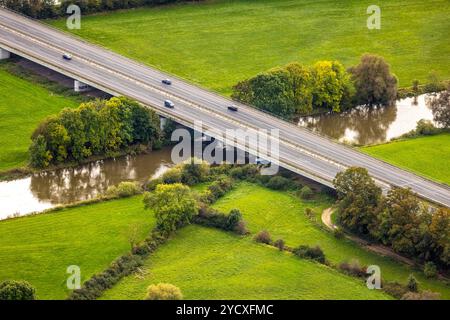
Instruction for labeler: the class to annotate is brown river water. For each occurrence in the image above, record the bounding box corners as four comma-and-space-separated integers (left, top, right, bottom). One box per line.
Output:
0, 94, 435, 219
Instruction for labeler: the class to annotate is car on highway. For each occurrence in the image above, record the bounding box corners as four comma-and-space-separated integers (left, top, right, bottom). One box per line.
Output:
164, 100, 175, 108
162, 79, 172, 85
228, 105, 238, 112
62, 53, 72, 61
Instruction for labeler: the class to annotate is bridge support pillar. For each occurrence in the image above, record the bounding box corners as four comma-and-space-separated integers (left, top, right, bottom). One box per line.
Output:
74, 80, 91, 92
0, 48, 11, 60
160, 116, 167, 131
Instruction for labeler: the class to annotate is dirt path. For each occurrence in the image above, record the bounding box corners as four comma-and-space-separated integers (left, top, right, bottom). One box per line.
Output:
321, 208, 415, 266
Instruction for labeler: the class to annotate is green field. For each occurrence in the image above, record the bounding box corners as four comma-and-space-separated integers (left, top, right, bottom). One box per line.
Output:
362, 133, 450, 185
212, 182, 450, 298
51, 0, 450, 94
101, 225, 390, 300
0, 65, 78, 172
0, 196, 153, 299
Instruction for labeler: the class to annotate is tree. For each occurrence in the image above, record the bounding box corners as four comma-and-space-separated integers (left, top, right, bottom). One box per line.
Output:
0, 280, 36, 300
349, 54, 398, 106
226, 209, 242, 231
333, 167, 382, 235
248, 68, 297, 118
144, 283, 183, 300
430, 89, 450, 128
285, 62, 313, 114
377, 188, 423, 256
428, 208, 450, 266
143, 183, 198, 235
312, 60, 355, 112
29, 134, 52, 168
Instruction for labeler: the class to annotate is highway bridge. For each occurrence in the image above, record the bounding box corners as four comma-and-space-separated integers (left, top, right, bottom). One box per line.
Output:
1, 7, 449, 208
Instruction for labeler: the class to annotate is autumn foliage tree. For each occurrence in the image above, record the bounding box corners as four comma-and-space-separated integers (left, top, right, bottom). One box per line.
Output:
430, 88, 450, 128
349, 54, 398, 106
29, 97, 161, 168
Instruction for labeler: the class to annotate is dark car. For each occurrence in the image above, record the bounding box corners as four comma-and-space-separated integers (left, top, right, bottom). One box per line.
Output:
162, 79, 172, 85
62, 53, 72, 61
164, 100, 175, 108
227, 105, 238, 112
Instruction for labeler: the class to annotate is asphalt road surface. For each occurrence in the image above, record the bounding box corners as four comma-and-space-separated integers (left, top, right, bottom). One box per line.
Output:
0, 8, 449, 207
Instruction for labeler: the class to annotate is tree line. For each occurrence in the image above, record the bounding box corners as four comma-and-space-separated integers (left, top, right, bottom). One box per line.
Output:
0, 0, 200, 19
29, 96, 161, 168
334, 167, 449, 271
232, 54, 398, 119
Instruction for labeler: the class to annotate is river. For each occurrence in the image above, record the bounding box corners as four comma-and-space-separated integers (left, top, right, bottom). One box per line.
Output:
0, 148, 173, 219
298, 94, 435, 145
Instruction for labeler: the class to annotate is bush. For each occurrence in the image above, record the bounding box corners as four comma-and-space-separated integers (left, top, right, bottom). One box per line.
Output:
0, 280, 36, 300
254, 230, 272, 245
180, 159, 210, 185
274, 239, 285, 251
145, 177, 163, 191
401, 290, 441, 300
235, 220, 249, 235
407, 274, 419, 292
145, 283, 183, 300
226, 209, 242, 231
382, 281, 408, 299
106, 181, 141, 198
415, 119, 439, 136
338, 259, 366, 277
161, 167, 183, 184
298, 186, 314, 200
293, 245, 326, 264
265, 176, 291, 190
423, 262, 438, 279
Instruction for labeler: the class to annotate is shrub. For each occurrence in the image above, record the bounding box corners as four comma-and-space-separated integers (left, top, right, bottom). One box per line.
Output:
0, 280, 36, 300
401, 290, 441, 300
106, 181, 141, 198
145, 283, 183, 300
161, 167, 183, 184
423, 262, 438, 279
274, 239, 285, 251
226, 209, 242, 231
293, 245, 326, 264
145, 177, 163, 191
338, 259, 366, 277
235, 220, 249, 235
407, 274, 419, 292
266, 176, 291, 190
180, 160, 210, 185
415, 119, 439, 136
254, 230, 272, 245
382, 281, 408, 299
298, 186, 314, 200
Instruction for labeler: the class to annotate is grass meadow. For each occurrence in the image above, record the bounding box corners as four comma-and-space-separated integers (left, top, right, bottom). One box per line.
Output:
51, 0, 450, 95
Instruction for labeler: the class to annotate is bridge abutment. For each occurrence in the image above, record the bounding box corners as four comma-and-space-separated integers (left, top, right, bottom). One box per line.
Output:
0, 48, 11, 60
160, 116, 167, 131
74, 80, 91, 92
